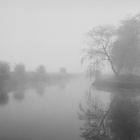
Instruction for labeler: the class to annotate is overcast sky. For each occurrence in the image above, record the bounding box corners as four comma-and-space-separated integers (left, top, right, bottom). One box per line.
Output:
0, 0, 140, 72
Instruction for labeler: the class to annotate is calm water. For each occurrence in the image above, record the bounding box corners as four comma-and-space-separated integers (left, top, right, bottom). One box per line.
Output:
0, 75, 96, 140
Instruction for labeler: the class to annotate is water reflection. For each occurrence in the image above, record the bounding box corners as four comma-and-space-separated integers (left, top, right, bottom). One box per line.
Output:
0, 92, 9, 105
79, 74, 140, 140
109, 97, 140, 140
34, 83, 46, 95
0, 78, 69, 105
0, 74, 85, 140
79, 90, 110, 140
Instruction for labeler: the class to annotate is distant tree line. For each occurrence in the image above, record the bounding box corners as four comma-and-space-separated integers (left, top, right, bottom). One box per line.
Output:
0, 62, 71, 95
0, 62, 47, 95
0, 62, 74, 105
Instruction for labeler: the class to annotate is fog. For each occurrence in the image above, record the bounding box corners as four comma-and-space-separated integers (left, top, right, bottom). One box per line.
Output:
0, 0, 140, 140
0, 0, 139, 72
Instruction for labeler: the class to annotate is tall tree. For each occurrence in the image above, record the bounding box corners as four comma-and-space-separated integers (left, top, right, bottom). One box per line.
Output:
81, 13, 140, 140
82, 25, 117, 77
111, 14, 140, 74
83, 14, 140, 77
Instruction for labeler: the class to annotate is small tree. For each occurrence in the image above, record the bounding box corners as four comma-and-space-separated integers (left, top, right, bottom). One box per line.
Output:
0, 61, 10, 91
36, 65, 46, 75
60, 67, 67, 74
14, 64, 26, 74
13, 64, 27, 86
35, 65, 47, 82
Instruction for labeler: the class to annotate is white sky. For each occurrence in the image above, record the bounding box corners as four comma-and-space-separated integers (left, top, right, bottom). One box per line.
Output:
0, 0, 140, 72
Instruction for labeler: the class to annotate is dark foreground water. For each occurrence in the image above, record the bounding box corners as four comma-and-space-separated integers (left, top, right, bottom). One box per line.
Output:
0, 75, 95, 140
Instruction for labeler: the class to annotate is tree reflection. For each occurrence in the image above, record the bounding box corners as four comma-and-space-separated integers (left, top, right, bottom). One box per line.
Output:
0, 60, 73, 106
79, 81, 140, 140
79, 90, 110, 140
0, 61, 10, 105
33, 82, 46, 96
81, 13, 140, 140
109, 97, 140, 140
12, 82, 47, 101
13, 88, 25, 101
0, 92, 9, 105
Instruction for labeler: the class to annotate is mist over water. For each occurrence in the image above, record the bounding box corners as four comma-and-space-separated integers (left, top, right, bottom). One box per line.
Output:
0, 75, 92, 140
1, 1, 140, 140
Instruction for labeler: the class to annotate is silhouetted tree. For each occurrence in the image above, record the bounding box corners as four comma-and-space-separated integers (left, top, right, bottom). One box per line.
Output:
83, 14, 140, 77
60, 67, 67, 74
111, 14, 140, 74
36, 65, 46, 75
0, 61, 10, 92
12, 63, 27, 87
35, 65, 47, 82
82, 25, 117, 77
81, 13, 140, 140
14, 63, 26, 74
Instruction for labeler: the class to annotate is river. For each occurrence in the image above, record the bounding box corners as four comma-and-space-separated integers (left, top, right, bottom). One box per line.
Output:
0, 75, 97, 140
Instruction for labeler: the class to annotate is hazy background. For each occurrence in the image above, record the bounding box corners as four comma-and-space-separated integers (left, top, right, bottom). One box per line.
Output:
0, 1, 140, 140
0, 0, 139, 73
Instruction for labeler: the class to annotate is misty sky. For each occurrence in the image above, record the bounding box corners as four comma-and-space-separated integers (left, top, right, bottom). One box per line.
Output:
0, 0, 140, 73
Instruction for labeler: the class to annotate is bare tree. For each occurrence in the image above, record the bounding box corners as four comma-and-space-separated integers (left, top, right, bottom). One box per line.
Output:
81, 13, 140, 140
79, 90, 110, 140
83, 14, 140, 77
82, 25, 117, 77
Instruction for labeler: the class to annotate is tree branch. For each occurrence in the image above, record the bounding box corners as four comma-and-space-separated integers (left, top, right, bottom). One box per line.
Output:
101, 41, 119, 76
96, 99, 114, 139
